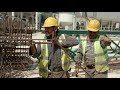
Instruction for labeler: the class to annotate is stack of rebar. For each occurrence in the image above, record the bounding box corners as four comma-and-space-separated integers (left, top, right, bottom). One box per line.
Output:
0, 15, 38, 77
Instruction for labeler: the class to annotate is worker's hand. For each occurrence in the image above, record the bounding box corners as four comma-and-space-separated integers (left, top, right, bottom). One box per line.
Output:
52, 38, 59, 45
29, 44, 37, 56
101, 37, 112, 46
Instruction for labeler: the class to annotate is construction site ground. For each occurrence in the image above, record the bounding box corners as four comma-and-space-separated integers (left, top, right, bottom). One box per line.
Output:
17, 63, 120, 78
3, 55, 120, 78
17, 68, 120, 78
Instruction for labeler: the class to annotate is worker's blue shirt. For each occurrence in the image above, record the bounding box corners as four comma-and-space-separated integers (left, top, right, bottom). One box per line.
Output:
47, 43, 61, 70
34, 35, 62, 70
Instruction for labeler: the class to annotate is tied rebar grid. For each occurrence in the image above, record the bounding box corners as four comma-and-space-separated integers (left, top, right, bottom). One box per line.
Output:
0, 15, 38, 78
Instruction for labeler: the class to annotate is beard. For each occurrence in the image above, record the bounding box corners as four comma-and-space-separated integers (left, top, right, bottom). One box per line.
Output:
89, 34, 97, 40
46, 34, 52, 39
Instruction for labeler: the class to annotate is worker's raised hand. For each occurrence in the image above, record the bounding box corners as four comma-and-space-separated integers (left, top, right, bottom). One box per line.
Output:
103, 37, 112, 46
29, 44, 37, 56
104, 37, 112, 46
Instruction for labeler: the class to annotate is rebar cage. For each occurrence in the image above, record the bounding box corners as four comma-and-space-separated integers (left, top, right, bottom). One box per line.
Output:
0, 15, 38, 78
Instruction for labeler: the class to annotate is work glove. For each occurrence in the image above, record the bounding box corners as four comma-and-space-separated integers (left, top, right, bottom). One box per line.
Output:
101, 37, 112, 46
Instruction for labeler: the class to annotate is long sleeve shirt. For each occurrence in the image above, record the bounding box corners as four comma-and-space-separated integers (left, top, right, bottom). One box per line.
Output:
31, 36, 62, 70
35, 34, 62, 70
76, 35, 110, 66
33, 34, 79, 71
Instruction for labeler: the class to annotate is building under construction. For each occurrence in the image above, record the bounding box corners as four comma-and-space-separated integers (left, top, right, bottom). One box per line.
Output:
0, 12, 120, 78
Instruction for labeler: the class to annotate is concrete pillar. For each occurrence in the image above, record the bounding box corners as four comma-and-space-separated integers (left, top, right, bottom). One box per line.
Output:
39, 12, 42, 30
111, 21, 113, 31
12, 12, 15, 20
35, 12, 38, 30
73, 13, 76, 30
65, 26, 69, 30
116, 23, 119, 29
20, 12, 23, 19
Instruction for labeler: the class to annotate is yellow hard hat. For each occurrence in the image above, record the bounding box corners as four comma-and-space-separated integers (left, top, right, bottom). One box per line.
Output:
87, 19, 100, 32
43, 17, 58, 27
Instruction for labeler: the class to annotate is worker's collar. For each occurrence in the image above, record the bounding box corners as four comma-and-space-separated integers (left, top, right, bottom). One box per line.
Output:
87, 35, 100, 42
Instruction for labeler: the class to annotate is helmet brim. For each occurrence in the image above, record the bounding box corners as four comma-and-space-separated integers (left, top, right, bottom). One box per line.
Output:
42, 25, 59, 28
87, 27, 100, 32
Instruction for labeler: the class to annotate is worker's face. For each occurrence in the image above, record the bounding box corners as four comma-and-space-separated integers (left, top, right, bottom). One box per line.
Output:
88, 31, 99, 40
44, 27, 57, 37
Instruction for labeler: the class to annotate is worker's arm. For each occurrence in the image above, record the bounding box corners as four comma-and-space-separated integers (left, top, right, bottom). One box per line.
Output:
100, 36, 112, 48
74, 43, 83, 77
76, 43, 83, 66
29, 44, 36, 56
61, 34, 79, 48
29, 43, 41, 59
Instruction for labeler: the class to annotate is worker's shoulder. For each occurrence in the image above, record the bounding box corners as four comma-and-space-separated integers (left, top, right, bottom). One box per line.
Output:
80, 35, 87, 40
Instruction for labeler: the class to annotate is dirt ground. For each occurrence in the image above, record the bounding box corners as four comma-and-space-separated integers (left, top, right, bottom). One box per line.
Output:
18, 68, 120, 78
14, 61, 120, 78
14, 60, 120, 78
108, 69, 120, 78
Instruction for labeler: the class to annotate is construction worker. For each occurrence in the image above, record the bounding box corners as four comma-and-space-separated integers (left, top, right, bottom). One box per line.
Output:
76, 19, 112, 78
29, 17, 79, 78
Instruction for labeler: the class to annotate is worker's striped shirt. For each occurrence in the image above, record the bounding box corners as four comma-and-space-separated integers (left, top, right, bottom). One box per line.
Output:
77, 35, 107, 66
